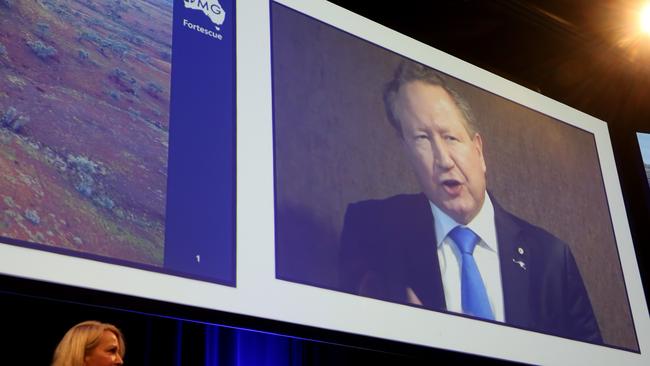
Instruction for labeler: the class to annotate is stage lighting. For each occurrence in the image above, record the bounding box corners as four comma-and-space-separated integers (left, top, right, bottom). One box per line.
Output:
641, 2, 650, 34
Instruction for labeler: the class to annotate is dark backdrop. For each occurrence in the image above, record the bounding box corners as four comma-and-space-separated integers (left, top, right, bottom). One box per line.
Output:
0, 275, 508, 365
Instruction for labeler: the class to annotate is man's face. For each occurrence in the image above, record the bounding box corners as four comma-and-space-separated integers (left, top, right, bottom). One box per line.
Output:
394, 81, 486, 224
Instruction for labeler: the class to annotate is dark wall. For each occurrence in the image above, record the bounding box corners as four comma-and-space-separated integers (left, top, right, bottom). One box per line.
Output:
2, 276, 510, 366
0, 289, 197, 365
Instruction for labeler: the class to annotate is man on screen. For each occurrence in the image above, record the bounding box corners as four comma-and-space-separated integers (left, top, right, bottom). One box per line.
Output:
339, 61, 602, 343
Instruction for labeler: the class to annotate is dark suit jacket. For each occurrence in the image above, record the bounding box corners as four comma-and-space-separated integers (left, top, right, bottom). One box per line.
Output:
339, 193, 602, 344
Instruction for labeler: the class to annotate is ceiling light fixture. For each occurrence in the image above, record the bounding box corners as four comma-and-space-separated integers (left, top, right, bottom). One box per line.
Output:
641, 2, 650, 34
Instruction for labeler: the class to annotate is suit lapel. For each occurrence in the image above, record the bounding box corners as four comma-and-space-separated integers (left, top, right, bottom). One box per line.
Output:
494, 202, 532, 328
398, 195, 534, 322
403, 194, 446, 311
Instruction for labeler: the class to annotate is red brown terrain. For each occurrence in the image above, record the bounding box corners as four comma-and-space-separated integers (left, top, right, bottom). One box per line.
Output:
0, 0, 173, 266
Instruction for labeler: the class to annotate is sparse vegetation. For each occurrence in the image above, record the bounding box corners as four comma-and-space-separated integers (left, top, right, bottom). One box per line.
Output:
109, 68, 137, 93
160, 50, 172, 62
26, 39, 57, 60
99, 38, 130, 58
66, 155, 118, 211
79, 29, 132, 59
78, 48, 89, 61
78, 29, 101, 43
85, 17, 102, 27
125, 34, 145, 46
0, 42, 7, 57
127, 107, 141, 121
145, 118, 164, 131
106, 89, 121, 101
135, 52, 150, 64
110, 68, 129, 82
24, 209, 40, 225
35, 22, 51, 38
67, 154, 101, 175
42, 0, 72, 20
105, 0, 129, 21
1, 107, 17, 125
75, 174, 94, 197
112, 40, 130, 58
0, 107, 30, 133
0, 0, 13, 9
67, 154, 100, 197
144, 82, 163, 98
75, 48, 99, 67
85, 2, 98, 11
93, 195, 115, 210
3, 196, 14, 207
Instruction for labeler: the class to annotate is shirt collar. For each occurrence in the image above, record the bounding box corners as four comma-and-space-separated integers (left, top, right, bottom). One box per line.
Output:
430, 193, 497, 252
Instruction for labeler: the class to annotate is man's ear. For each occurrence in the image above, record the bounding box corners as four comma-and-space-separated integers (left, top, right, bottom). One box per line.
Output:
400, 132, 408, 149
400, 133, 420, 168
473, 132, 486, 174
399, 130, 412, 154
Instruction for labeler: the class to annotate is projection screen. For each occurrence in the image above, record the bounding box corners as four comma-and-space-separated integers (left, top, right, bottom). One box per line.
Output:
0, 1, 648, 364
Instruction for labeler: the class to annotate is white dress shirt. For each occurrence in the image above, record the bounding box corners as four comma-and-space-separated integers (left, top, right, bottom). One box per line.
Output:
431, 195, 505, 322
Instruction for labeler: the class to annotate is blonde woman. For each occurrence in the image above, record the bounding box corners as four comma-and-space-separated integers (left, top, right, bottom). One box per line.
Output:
52, 320, 125, 366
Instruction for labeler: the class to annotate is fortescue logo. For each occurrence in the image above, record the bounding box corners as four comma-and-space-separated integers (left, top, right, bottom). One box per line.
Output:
184, 0, 226, 29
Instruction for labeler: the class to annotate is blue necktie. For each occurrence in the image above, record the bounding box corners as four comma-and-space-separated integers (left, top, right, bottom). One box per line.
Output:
448, 226, 494, 320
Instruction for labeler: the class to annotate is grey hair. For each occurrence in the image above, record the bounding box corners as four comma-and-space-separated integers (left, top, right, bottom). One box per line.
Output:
383, 60, 478, 137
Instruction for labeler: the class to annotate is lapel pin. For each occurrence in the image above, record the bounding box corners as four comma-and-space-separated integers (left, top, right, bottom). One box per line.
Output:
517, 247, 524, 255
512, 258, 527, 270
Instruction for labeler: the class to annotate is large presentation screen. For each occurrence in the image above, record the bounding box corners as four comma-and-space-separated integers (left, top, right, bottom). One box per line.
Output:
0, 1, 648, 365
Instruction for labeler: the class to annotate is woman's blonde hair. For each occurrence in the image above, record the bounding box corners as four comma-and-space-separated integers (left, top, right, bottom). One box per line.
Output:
51, 320, 125, 366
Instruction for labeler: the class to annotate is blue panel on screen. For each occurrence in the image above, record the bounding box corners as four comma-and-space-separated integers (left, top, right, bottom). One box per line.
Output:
164, 0, 236, 285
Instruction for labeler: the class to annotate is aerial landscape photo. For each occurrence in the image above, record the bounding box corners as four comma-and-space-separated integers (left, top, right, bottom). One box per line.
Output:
0, 0, 173, 266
